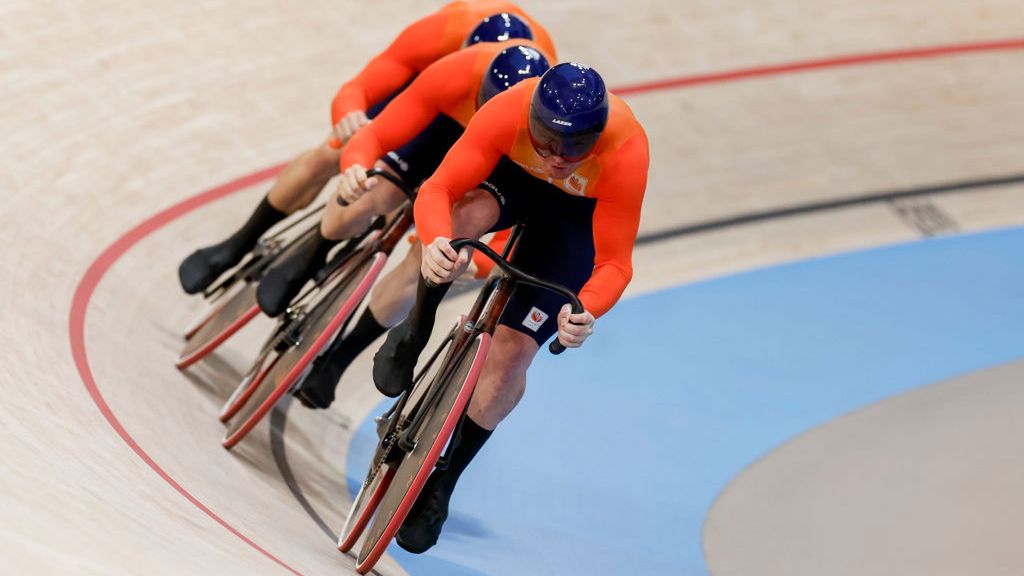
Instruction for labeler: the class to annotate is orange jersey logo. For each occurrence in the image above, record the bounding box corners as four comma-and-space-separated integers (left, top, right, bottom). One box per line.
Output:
566, 173, 588, 195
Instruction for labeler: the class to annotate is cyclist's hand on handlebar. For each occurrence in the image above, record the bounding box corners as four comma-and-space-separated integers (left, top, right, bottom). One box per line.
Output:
422, 237, 470, 285
556, 304, 595, 348
333, 110, 370, 144
337, 164, 378, 205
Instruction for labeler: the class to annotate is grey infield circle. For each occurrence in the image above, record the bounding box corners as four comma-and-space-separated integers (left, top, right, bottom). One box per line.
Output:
703, 360, 1024, 576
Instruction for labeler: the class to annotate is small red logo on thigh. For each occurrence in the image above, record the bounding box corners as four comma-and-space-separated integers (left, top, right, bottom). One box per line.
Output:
522, 307, 549, 332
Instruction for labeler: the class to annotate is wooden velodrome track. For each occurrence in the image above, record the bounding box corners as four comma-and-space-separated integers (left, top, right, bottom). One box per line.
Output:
3, 0, 1024, 574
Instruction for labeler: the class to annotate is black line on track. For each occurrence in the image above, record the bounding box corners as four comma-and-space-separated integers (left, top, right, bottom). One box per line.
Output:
270, 399, 388, 576
269, 397, 337, 541
634, 172, 1024, 246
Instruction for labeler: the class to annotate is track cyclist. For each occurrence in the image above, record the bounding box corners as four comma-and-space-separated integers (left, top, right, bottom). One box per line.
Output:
177, 1, 554, 295
260, 39, 556, 409
372, 62, 650, 553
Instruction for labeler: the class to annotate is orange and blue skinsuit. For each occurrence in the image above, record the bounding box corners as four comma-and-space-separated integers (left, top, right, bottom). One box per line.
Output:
415, 79, 650, 319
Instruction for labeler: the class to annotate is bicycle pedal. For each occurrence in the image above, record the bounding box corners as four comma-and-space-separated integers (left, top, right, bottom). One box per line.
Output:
374, 414, 390, 440
398, 433, 417, 454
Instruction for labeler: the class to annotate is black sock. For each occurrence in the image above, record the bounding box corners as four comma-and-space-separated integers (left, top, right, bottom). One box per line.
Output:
433, 416, 493, 495
309, 228, 337, 266
372, 277, 454, 397
405, 277, 453, 344
228, 196, 287, 251
321, 308, 388, 374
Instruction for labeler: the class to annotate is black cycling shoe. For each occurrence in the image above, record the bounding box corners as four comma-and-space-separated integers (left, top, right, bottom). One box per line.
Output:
396, 475, 451, 554
178, 240, 248, 294
294, 356, 342, 409
371, 321, 424, 398
179, 196, 286, 295
256, 233, 332, 317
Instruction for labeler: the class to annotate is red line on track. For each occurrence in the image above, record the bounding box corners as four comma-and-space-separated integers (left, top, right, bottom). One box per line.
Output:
614, 37, 1024, 95
67, 37, 1024, 574
66, 163, 305, 575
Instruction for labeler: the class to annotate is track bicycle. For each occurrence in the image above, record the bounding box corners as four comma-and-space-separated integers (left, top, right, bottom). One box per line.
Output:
337, 230, 580, 574
219, 170, 416, 448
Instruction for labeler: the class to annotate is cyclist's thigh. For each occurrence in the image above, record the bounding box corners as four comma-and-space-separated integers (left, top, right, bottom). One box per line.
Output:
366, 160, 409, 214
476, 157, 537, 233
495, 181, 598, 345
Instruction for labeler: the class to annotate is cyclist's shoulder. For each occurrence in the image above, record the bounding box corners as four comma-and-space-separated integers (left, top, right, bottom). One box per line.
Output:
594, 95, 649, 161
609, 94, 647, 137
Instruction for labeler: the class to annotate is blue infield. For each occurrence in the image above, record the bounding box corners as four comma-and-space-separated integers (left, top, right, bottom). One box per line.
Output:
347, 225, 1024, 575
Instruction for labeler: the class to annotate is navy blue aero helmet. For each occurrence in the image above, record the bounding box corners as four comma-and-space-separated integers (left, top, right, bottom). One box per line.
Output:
528, 63, 609, 161
477, 45, 550, 107
464, 13, 534, 46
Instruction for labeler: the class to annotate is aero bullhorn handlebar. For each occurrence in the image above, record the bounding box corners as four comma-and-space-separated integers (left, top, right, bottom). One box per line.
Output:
449, 238, 583, 355
336, 168, 416, 206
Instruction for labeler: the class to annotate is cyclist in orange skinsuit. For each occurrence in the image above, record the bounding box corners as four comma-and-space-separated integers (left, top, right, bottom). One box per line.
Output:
256, 40, 555, 409
372, 63, 649, 553
331, 1, 554, 141
177, 1, 555, 295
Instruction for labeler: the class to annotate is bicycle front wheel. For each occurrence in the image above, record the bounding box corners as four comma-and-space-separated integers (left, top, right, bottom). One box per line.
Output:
338, 464, 397, 553
218, 344, 280, 423
221, 252, 387, 449
176, 282, 260, 370
355, 332, 492, 574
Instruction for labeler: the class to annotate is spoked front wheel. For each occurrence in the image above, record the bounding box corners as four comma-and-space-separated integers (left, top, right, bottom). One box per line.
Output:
355, 332, 492, 574
338, 464, 397, 553
218, 344, 280, 423
221, 252, 387, 449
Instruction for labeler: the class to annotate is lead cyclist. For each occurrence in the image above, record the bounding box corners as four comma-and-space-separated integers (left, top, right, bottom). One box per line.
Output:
373, 62, 651, 553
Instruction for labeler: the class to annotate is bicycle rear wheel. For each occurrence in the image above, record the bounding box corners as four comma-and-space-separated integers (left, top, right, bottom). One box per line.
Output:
176, 282, 260, 370
355, 332, 492, 574
221, 252, 387, 449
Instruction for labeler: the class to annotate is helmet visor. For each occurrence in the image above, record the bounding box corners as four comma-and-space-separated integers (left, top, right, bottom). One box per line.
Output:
528, 114, 601, 162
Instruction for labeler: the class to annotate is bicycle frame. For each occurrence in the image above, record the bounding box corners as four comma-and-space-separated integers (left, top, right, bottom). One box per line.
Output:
220, 168, 419, 448
392, 225, 583, 455
343, 226, 586, 571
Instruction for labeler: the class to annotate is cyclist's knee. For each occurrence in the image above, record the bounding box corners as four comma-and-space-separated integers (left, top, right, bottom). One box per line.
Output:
398, 244, 423, 276
367, 162, 407, 214
488, 327, 539, 374
310, 140, 342, 176
368, 181, 404, 215
452, 188, 499, 238
320, 204, 366, 240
